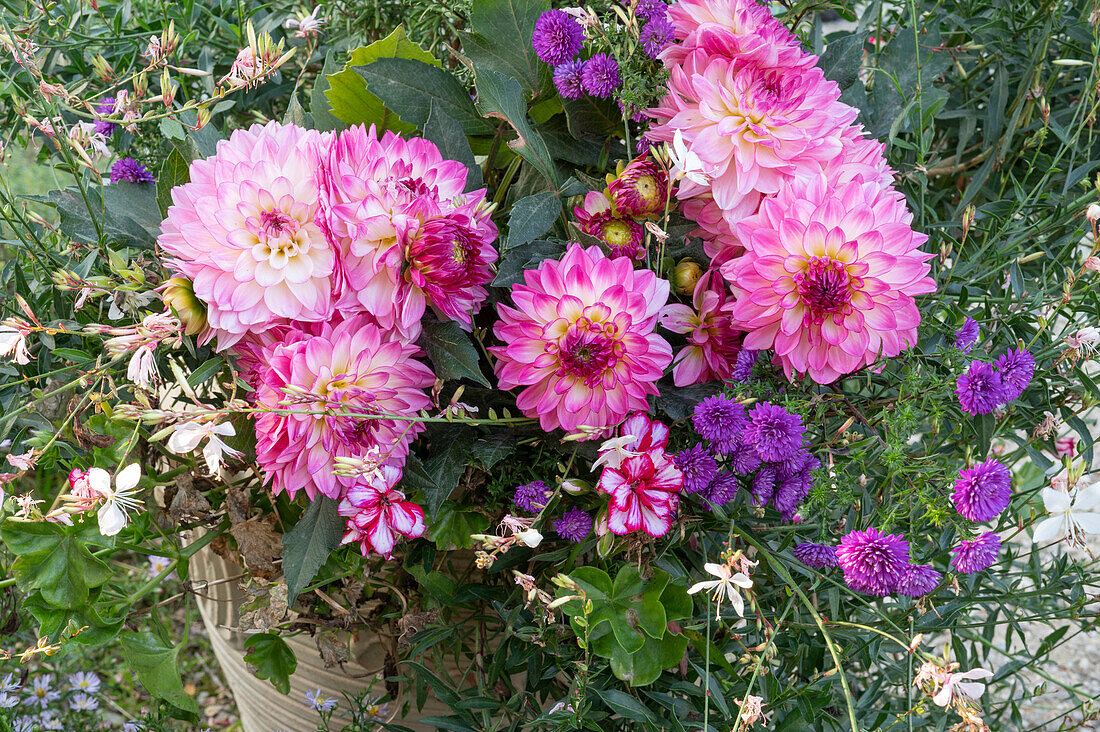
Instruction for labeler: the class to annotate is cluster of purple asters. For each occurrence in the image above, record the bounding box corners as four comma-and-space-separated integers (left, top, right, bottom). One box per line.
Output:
680, 394, 817, 519
635, 0, 674, 59
952, 458, 1012, 522
511, 480, 592, 543
110, 157, 154, 184
532, 10, 631, 101
953, 321, 1034, 415
833, 528, 942, 597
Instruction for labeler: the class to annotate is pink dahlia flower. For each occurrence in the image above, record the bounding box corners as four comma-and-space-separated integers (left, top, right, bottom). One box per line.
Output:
598, 449, 683, 536
606, 152, 671, 218
660, 270, 742, 386
158, 121, 336, 349
319, 124, 493, 339
491, 243, 673, 434
662, 0, 814, 71
338, 464, 425, 558
254, 314, 434, 500
725, 173, 935, 383
680, 192, 760, 266
648, 49, 855, 213
574, 191, 646, 260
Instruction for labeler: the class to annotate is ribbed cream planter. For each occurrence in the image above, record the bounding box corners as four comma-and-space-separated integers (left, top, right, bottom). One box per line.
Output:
189, 544, 460, 731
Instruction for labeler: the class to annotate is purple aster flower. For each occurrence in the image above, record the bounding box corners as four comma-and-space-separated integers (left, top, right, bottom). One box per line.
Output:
954, 317, 979, 353
773, 471, 812, 519
110, 157, 154, 184
532, 10, 584, 66
553, 60, 586, 100
750, 465, 776, 506
951, 531, 1002, 574
673, 443, 718, 494
580, 53, 621, 98
94, 96, 117, 136
952, 458, 1012, 522
995, 348, 1034, 402
553, 507, 592, 542
836, 527, 910, 596
955, 360, 1005, 416
693, 394, 747, 445
640, 16, 674, 59
793, 541, 839, 569
513, 480, 552, 513
742, 402, 804, 462
725, 439, 762, 475
703, 471, 739, 508
731, 349, 759, 381
634, 0, 668, 21
895, 564, 942, 597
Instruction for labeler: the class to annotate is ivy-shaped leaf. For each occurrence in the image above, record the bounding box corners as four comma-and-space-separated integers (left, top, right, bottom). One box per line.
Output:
2, 521, 113, 609
243, 632, 298, 695
418, 320, 491, 388
120, 631, 200, 713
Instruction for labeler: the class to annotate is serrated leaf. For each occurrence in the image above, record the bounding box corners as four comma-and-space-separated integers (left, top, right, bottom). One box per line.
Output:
423, 426, 478, 517
463, 0, 552, 99
324, 27, 438, 132
418, 320, 490, 387
492, 239, 564, 287
475, 69, 558, 186
120, 631, 200, 713
819, 33, 866, 93
282, 497, 343, 607
243, 632, 298, 695
471, 434, 516, 470
422, 103, 483, 191
156, 148, 190, 218
357, 58, 491, 136
506, 192, 561, 251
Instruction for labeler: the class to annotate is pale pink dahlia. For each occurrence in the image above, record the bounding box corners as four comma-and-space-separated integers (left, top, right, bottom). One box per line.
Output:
319, 124, 494, 339
661, 0, 814, 71
254, 314, 434, 500
647, 49, 855, 213
491, 243, 673, 434
724, 173, 935, 383
660, 270, 742, 386
158, 121, 336, 349
338, 464, 425, 558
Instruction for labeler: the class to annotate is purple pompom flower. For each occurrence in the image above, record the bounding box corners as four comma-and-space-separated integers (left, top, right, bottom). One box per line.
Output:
581, 53, 621, 98
532, 10, 585, 66
951, 531, 1002, 573
640, 16, 674, 59
955, 317, 979, 353
110, 157, 155, 184
553, 507, 592, 542
896, 564, 942, 597
995, 348, 1034, 402
693, 394, 747, 445
513, 480, 552, 513
750, 465, 776, 506
94, 96, 117, 136
955, 361, 1005, 416
952, 459, 1012, 522
836, 527, 910, 596
793, 541, 839, 569
634, 0, 668, 21
725, 439, 762, 475
731, 349, 759, 382
673, 443, 718, 494
553, 60, 586, 100
742, 402, 805, 462
703, 471, 739, 508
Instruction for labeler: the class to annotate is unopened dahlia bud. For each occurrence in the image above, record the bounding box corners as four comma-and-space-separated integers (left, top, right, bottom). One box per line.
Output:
162, 277, 208, 336
673, 259, 703, 295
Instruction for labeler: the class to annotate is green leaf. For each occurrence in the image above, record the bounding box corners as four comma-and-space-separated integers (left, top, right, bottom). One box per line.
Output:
506, 192, 561, 251
423, 426, 479, 516
357, 58, 491, 136
608, 632, 687, 687
418, 320, 491, 387
2, 522, 113, 608
42, 183, 161, 248
422, 103, 483, 192
324, 27, 438, 132
282, 94, 313, 128
282, 497, 343, 607
567, 566, 613, 602
310, 49, 346, 132
23, 590, 125, 644
427, 502, 490, 550
492, 239, 565, 287
156, 148, 190, 218
243, 632, 298, 695
186, 356, 224, 387
463, 0, 552, 99
593, 688, 658, 724
475, 69, 558, 186
120, 631, 200, 713
819, 33, 866, 93
563, 96, 623, 140
471, 433, 516, 470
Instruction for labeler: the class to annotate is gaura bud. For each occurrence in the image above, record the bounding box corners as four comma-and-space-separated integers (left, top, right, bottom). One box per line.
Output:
961, 204, 976, 244
1087, 203, 1100, 223
673, 259, 703, 295
162, 276, 208, 336
561, 479, 589, 495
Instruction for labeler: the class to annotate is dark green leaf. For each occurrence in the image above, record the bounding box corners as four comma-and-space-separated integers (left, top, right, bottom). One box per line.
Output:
475, 69, 558, 186
418, 320, 490, 388
422, 103, 483, 192
819, 33, 866, 93
426, 502, 490, 551
471, 433, 516, 470
463, 0, 552, 99
506, 192, 561, 251
492, 239, 565, 287
593, 688, 658, 724
156, 148, 190, 218
186, 356, 224, 387
2, 521, 113, 608
282, 496, 343, 606
358, 58, 492, 136
120, 631, 200, 713
310, 49, 346, 132
243, 632, 298, 695
423, 426, 479, 516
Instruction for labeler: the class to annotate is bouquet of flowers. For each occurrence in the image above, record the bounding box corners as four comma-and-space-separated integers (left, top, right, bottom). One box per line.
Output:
1, 0, 1099, 729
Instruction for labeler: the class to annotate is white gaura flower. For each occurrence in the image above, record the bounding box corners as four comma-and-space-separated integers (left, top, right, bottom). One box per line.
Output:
167, 421, 242, 473
284, 5, 325, 37
932, 667, 993, 707
1033, 477, 1100, 548
668, 129, 713, 186
687, 561, 753, 620
0, 325, 31, 365
591, 434, 641, 472
126, 343, 158, 390
88, 464, 141, 536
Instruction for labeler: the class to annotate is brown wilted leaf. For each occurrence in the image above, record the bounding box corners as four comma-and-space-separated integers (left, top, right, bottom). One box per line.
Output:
238, 579, 289, 632
316, 631, 349, 668
230, 515, 282, 579
397, 609, 439, 646
225, 482, 251, 524
168, 473, 213, 524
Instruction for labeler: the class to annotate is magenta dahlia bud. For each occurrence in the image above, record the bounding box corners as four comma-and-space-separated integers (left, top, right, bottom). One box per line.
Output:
607, 152, 671, 218
574, 191, 645, 260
